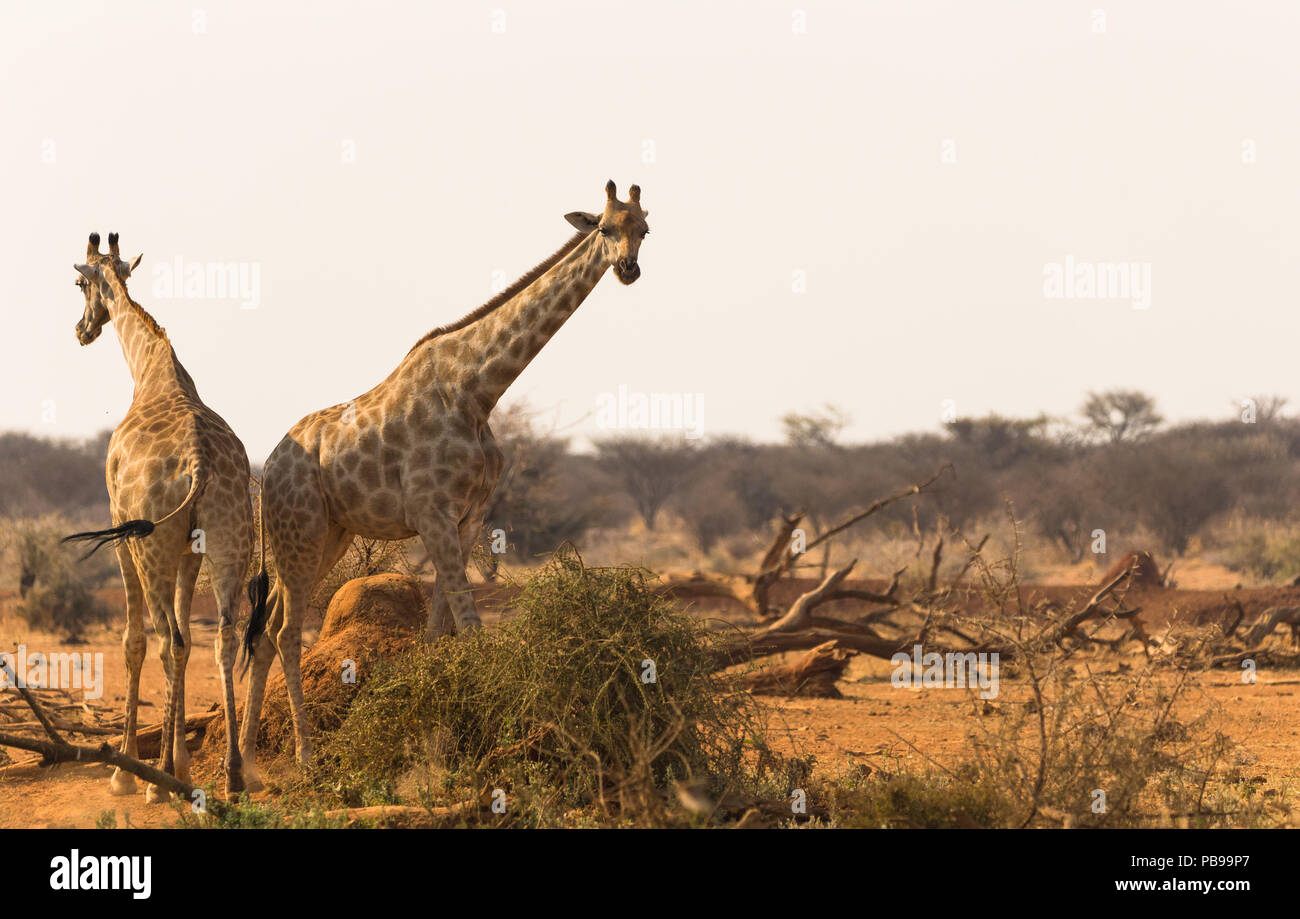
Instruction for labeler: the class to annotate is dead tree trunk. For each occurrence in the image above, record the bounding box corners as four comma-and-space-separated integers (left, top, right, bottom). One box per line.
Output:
733, 640, 857, 698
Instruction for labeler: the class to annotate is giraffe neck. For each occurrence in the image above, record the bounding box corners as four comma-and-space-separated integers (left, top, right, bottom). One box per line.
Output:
100, 268, 196, 396
434, 231, 610, 414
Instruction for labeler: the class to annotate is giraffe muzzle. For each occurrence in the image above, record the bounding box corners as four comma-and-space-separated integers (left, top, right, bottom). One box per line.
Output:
615, 259, 640, 284
75, 320, 101, 346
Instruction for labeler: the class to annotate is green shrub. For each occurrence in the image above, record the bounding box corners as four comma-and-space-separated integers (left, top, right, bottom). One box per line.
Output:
311, 549, 763, 823
821, 766, 1018, 828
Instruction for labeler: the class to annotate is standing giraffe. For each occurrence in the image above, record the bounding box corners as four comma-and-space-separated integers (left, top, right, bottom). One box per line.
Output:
64, 233, 262, 797
239, 180, 649, 783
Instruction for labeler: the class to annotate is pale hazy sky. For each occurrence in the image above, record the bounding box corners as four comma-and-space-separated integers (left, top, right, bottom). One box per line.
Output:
2, 1, 1297, 461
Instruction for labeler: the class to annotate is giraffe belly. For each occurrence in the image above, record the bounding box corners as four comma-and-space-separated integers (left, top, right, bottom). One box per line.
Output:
323, 488, 418, 540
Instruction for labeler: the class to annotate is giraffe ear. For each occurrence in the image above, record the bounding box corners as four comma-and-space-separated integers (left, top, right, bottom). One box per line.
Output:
565, 211, 600, 232
74, 264, 99, 281
128, 253, 143, 275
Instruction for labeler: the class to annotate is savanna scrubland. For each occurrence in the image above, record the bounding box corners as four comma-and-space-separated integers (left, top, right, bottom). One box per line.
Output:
4, 390, 1300, 828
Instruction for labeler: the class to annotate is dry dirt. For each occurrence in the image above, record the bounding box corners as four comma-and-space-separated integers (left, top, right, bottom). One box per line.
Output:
3, 573, 1299, 828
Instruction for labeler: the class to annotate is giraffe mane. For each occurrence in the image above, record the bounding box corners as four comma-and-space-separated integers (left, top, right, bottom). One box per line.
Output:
407, 230, 588, 355
97, 257, 169, 341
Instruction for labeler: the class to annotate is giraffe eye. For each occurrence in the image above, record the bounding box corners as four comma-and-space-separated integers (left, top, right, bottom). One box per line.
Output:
598, 226, 610, 237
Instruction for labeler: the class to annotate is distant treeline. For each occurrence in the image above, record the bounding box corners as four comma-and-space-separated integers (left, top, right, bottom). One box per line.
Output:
0, 430, 112, 520
485, 392, 1300, 563
4, 391, 1298, 565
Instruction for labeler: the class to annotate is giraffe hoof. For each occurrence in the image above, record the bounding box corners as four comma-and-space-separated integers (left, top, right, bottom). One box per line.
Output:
241, 765, 264, 794
226, 772, 246, 796
108, 770, 137, 796
144, 783, 171, 804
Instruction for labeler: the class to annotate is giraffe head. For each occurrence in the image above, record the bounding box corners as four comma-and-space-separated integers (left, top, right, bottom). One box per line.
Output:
565, 180, 649, 285
73, 232, 142, 345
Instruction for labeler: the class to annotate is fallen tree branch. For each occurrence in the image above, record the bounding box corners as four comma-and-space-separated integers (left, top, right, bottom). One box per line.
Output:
1208, 646, 1300, 669
1033, 567, 1134, 647
1240, 606, 1300, 648
801, 466, 951, 559
927, 535, 944, 594
712, 627, 908, 668
15, 685, 64, 745
0, 731, 223, 814
0, 720, 117, 736
734, 640, 857, 698
711, 576, 1138, 671
110, 711, 220, 760
755, 561, 858, 636
0, 684, 227, 817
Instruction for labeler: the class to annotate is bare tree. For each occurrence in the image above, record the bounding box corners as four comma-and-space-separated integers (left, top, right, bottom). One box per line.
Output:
1081, 390, 1162, 442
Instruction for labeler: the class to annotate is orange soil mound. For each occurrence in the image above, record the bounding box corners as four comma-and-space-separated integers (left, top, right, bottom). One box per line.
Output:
1101, 550, 1163, 589
191, 573, 426, 783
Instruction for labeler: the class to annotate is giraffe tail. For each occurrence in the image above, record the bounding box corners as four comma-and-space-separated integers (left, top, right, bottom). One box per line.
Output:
62, 461, 206, 559
239, 482, 271, 675
61, 519, 155, 559
239, 567, 271, 675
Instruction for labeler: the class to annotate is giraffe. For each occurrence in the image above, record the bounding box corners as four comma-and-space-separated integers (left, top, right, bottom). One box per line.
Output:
238, 180, 649, 785
64, 233, 263, 798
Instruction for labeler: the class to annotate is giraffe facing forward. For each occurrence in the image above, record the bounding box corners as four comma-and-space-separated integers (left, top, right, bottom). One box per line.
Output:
65, 233, 262, 798
239, 180, 649, 783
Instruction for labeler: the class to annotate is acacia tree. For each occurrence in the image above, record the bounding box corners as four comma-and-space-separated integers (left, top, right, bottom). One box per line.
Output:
1081, 390, 1162, 443
780, 404, 850, 449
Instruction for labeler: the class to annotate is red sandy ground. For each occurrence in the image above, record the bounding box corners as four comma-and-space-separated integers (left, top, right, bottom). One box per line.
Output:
3, 576, 1299, 828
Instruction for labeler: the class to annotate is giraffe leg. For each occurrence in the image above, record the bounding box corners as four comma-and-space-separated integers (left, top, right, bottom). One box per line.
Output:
138, 561, 180, 804
428, 516, 487, 638
428, 581, 456, 639
237, 591, 282, 794
210, 559, 247, 795
274, 526, 352, 767
416, 510, 481, 636
167, 552, 201, 790
239, 525, 350, 781
274, 582, 312, 767
110, 545, 146, 796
